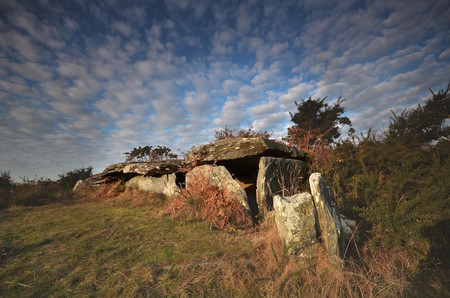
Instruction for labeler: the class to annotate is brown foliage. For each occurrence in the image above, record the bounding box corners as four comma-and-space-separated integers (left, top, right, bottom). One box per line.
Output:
286, 126, 334, 173
213, 124, 273, 142
166, 172, 252, 230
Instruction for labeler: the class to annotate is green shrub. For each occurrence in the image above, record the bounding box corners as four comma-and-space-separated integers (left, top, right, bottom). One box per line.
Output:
328, 84, 450, 258
0, 170, 13, 209
58, 166, 93, 189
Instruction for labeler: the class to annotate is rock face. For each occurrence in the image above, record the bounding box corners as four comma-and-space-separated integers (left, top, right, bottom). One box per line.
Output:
82, 160, 187, 186
72, 179, 85, 193
273, 193, 317, 254
184, 138, 304, 174
309, 173, 344, 260
122, 160, 187, 176
256, 157, 307, 219
340, 214, 358, 245
126, 173, 180, 198
186, 165, 251, 215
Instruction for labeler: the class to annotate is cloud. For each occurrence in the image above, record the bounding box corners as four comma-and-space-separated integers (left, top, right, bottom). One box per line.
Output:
279, 83, 314, 109
112, 21, 133, 36
0, 0, 448, 180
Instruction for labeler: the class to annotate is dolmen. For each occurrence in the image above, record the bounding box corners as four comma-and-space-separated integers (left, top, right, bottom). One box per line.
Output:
75, 137, 348, 262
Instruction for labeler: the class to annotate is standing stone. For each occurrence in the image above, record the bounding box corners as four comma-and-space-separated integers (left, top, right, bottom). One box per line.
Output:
126, 173, 180, 198
309, 173, 344, 260
186, 165, 251, 215
273, 193, 317, 255
256, 157, 307, 219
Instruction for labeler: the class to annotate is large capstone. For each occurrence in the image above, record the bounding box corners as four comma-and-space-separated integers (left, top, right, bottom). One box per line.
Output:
184, 137, 304, 175
186, 165, 251, 215
256, 157, 307, 219
309, 173, 344, 261
126, 173, 180, 198
273, 192, 317, 255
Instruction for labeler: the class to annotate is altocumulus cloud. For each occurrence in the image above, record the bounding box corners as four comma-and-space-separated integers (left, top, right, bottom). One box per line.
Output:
0, 0, 449, 179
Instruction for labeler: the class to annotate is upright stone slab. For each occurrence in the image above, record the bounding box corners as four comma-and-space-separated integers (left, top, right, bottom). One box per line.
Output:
126, 173, 180, 198
186, 165, 251, 215
273, 193, 317, 255
309, 173, 344, 261
256, 157, 307, 219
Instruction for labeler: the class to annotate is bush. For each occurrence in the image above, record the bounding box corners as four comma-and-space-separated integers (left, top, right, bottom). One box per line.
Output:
214, 124, 272, 142
58, 166, 93, 190
12, 177, 69, 207
167, 171, 252, 230
328, 84, 450, 258
0, 171, 13, 209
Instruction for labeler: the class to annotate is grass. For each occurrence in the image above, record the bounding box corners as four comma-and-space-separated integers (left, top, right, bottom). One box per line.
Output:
0, 200, 253, 297
1, 190, 448, 297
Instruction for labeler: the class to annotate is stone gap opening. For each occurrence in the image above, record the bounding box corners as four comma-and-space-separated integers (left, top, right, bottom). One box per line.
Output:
217, 157, 261, 221
175, 172, 186, 188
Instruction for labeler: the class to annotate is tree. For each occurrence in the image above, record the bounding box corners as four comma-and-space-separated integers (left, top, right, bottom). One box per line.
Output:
387, 83, 450, 145
286, 96, 352, 148
285, 96, 352, 171
124, 145, 178, 162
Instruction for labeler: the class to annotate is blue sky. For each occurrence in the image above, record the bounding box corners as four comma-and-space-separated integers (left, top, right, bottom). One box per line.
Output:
1, 0, 449, 180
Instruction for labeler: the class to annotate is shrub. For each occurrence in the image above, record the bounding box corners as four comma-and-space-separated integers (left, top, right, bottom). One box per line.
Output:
74, 181, 125, 202
12, 177, 68, 206
213, 124, 272, 142
124, 145, 178, 162
328, 84, 450, 258
167, 172, 252, 230
0, 170, 13, 209
58, 166, 93, 190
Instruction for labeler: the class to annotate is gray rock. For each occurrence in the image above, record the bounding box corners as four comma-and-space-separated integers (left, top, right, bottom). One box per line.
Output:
126, 173, 180, 198
123, 160, 187, 176
184, 137, 304, 169
273, 193, 317, 254
309, 173, 344, 261
340, 214, 358, 245
186, 165, 251, 215
81, 160, 187, 186
256, 157, 307, 219
72, 179, 84, 193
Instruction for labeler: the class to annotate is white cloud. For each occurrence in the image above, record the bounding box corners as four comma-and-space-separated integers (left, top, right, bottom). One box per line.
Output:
112, 21, 133, 36
279, 83, 314, 109
222, 79, 240, 94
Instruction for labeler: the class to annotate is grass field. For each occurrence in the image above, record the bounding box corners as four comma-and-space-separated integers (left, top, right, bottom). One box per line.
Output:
1, 194, 448, 297
0, 199, 261, 297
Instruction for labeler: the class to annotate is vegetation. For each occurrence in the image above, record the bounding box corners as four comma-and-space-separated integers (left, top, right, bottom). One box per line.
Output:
0, 167, 93, 210
124, 145, 178, 162
0, 171, 13, 209
214, 124, 272, 141
58, 166, 93, 189
326, 84, 449, 260
167, 170, 253, 230
286, 96, 353, 147
1, 194, 437, 297
285, 96, 353, 172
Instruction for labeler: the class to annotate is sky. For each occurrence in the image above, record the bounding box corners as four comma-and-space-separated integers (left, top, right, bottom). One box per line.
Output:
0, 0, 449, 180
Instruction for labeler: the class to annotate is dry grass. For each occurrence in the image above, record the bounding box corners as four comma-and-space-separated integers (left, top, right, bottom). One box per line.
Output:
166, 171, 253, 230
2, 179, 445, 297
